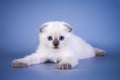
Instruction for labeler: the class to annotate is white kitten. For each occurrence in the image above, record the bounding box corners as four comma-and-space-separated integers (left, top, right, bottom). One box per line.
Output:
12, 21, 105, 69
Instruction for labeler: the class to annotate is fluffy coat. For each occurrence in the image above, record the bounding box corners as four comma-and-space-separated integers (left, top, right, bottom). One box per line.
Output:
12, 21, 105, 69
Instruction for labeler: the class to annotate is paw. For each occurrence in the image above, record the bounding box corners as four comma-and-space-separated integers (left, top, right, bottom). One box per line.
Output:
56, 62, 72, 69
11, 59, 28, 68
95, 48, 106, 56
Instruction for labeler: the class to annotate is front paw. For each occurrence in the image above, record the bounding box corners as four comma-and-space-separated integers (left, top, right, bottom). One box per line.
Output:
11, 59, 28, 68
57, 62, 72, 69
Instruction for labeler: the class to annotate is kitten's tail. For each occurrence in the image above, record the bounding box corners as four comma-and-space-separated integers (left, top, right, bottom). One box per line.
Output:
94, 48, 106, 56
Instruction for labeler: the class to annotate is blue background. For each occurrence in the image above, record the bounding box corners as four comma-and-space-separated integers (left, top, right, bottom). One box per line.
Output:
1, 0, 120, 80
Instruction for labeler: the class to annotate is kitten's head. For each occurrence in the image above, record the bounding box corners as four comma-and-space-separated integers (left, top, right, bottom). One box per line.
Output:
39, 21, 72, 49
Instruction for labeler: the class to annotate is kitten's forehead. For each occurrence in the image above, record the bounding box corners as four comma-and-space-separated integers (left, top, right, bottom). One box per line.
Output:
46, 22, 65, 33
48, 29, 63, 38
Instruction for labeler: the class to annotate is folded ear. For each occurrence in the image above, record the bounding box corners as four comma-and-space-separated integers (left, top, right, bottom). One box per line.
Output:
63, 23, 72, 32
40, 24, 47, 33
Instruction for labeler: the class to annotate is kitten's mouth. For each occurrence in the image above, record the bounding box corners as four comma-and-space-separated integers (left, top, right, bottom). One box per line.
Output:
54, 46, 59, 49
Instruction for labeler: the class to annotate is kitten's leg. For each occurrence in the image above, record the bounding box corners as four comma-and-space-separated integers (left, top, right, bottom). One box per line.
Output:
95, 48, 106, 56
56, 57, 78, 69
11, 53, 46, 68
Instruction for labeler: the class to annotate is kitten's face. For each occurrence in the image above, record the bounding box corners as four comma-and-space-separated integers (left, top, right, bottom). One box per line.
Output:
40, 22, 72, 49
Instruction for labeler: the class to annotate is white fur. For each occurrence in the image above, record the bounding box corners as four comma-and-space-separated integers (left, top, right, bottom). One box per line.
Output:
12, 21, 96, 69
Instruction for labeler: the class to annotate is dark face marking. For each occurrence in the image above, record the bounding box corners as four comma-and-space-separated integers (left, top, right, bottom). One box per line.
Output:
53, 38, 59, 48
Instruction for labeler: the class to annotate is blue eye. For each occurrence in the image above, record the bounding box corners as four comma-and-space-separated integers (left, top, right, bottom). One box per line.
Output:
48, 36, 53, 41
59, 36, 64, 40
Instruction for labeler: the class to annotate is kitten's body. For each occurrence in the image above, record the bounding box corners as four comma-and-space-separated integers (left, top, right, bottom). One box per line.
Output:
12, 21, 105, 69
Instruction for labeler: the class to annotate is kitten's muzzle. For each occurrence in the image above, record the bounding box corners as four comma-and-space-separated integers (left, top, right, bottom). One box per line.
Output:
53, 39, 59, 48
